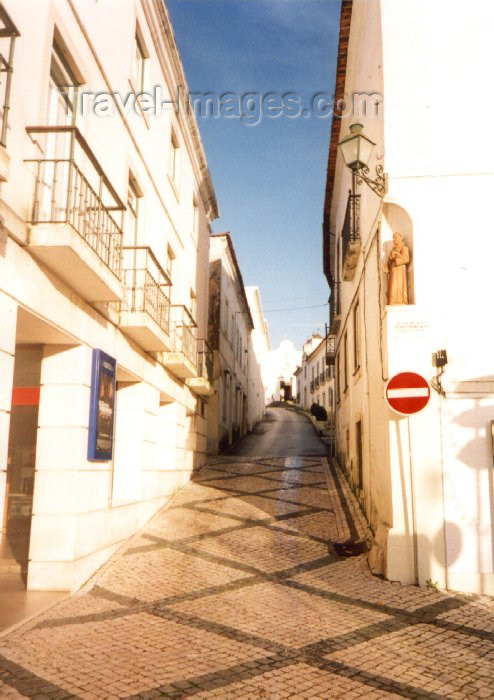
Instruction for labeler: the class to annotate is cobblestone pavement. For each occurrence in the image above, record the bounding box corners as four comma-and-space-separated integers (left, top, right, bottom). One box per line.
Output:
1, 456, 494, 698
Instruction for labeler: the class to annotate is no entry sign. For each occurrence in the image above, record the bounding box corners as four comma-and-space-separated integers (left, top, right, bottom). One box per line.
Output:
385, 372, 431, 416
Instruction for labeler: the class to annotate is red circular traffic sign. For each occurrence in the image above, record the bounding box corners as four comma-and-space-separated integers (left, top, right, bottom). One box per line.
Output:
385, 372, 431, 416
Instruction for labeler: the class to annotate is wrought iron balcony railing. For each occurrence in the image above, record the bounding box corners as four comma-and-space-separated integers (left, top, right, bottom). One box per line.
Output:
0, 7, 19, 148
196, 338, 213, 382
121, 247, 171, 333
342, 190, 360, 255
319, 372, 325, 385
326, 334, 336, 365
314, 377, 320, 389
26, 126, 124, 279
329, 280, 341, 333
341, 190, 361, 281
170, 304, 197, 366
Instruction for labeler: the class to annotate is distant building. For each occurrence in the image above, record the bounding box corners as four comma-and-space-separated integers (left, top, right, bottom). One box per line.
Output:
265, 340, 302, 403
0, 0, 218, 590
207, 233, 258, 453
324, 0, 494, 594
296, 334, 335, 417
245, 287, 270, 430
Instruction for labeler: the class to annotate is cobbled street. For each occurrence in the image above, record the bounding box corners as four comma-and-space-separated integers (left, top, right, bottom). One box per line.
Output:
1, 409, 494, 699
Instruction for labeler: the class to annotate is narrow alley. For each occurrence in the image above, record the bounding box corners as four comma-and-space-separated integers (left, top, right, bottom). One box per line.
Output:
1, 408, 494, 699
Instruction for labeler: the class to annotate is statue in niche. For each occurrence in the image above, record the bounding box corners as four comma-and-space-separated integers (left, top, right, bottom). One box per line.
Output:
383, 232, 410, 305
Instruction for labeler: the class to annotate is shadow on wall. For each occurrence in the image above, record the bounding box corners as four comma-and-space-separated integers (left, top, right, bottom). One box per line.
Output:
451, 394, 494, 575
387, 523, 462, 585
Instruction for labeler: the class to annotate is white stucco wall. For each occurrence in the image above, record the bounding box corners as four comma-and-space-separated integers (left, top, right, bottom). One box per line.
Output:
0, 0, 217, 590
330, 0, 494, 593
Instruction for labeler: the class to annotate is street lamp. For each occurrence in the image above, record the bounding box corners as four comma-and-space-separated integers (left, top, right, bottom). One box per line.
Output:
338, 123, 387, 197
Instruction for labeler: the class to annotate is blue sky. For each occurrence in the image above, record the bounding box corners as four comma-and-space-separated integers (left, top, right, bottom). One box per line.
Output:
166, 0, 341, 350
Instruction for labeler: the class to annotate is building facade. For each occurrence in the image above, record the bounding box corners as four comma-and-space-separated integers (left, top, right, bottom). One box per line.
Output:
296, 333, 335, 418
245, 286, 270, 431
207, 233, 257, 454
264, 339, 301, 404
0, 0, 218, 590
324, 0, 494, 594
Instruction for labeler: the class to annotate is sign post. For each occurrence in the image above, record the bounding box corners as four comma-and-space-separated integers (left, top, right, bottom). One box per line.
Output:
385, 372, 431, 416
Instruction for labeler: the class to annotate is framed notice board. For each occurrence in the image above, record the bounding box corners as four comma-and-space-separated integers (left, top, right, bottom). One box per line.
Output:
88, 349, 116, 461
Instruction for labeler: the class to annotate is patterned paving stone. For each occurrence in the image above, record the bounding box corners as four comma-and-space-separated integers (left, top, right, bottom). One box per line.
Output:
193, 662, 396, 699
1, 613, 271, 697
197, 495, 304, 519
292, 556, 452, 613
437, 600, 494, 633
139, 507, 241, 542
170, 581, 392, 648
1, 451, 494, 699
97, 547, 249, 603
199, 475, 280, 494
325, 623, 494, 697
190, 525, 329, 573
261, 486, 332, 510
275, 511, 339, 541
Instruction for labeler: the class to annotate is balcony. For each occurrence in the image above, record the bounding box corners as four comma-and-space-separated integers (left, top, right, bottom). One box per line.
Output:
342, 191, 361, 281
161, 305, 197, 379
120, 247, 171, 351
326, 334, 336, 366
0, 7, 19, 180
25, 126, 124, 302
330, 281, 341, 335
186, 339, 214, 396
319, 371, 325, 385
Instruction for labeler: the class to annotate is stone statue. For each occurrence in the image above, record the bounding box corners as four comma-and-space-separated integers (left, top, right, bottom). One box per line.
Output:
383, 232, 410, 305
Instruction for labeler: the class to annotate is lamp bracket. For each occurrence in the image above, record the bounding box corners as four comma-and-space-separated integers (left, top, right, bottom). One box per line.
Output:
355, 163, 387, 197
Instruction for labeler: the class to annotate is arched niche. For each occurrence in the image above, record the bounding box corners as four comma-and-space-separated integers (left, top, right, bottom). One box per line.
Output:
382, 202, 414, 305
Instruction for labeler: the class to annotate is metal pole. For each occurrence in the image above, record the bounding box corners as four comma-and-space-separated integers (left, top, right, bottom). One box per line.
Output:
407, 416, 419, 585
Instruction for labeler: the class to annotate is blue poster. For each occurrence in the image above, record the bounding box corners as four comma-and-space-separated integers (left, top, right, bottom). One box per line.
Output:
88, 349, 116, 461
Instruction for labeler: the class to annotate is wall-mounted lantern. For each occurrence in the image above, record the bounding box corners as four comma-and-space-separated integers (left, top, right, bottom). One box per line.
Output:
338, 123, 387, 197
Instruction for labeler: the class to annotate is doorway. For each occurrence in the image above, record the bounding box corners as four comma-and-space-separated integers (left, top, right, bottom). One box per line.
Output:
1, 346, 42, 572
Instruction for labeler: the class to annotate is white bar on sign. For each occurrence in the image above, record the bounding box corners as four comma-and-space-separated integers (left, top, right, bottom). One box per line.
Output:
387, 388, 429, 398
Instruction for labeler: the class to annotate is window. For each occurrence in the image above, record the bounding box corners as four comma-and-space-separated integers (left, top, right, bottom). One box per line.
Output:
222, 374, 228, 422
126, 178, 140, 246
335, 354, 340, 404
353, 302, 360, 371
132, 28, 147, 93
192, 195, 199, 237
48, 43, 78, 127
224, 299, 229, 336
41, 42, 79, 221
343, 332, 348, 391
190, 289, 197, 321
166, 245, 174, 280
356, 420, 363, 488
169, 129, 179, 185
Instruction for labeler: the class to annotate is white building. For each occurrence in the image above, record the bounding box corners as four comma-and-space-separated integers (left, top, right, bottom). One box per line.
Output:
296, 333, 335, 417
265, 339, 302, 403
207, 233, 257, 453
245, 286, 270, 430
0, 0, 218, 590
324, 0, 494, 594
